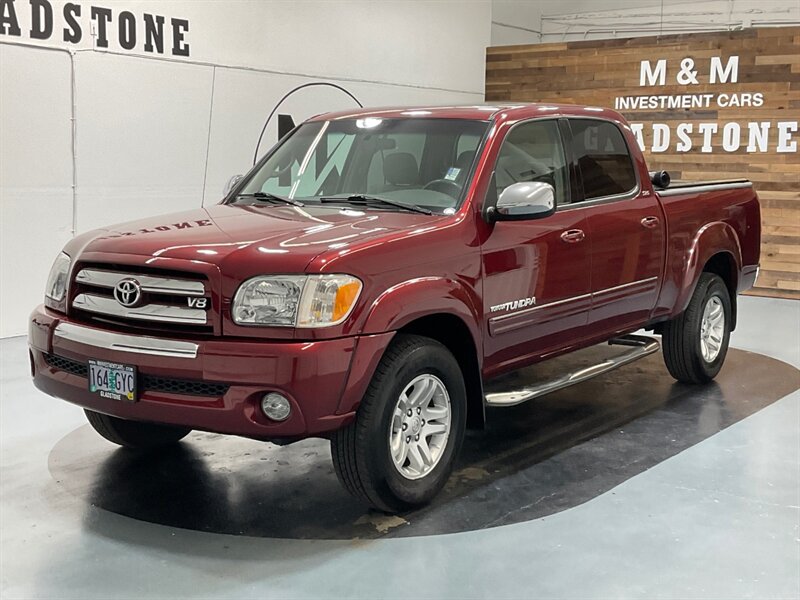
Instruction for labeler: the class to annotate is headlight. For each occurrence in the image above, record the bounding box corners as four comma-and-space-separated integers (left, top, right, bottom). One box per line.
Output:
233, 274, 362, 327
45, 252, 71, 302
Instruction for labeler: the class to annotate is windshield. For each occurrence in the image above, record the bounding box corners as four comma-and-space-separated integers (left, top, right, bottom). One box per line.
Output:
234, 118, 489, 214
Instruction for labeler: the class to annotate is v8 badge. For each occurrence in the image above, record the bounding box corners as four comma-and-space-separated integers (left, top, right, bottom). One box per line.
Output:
187, 297, 209, 309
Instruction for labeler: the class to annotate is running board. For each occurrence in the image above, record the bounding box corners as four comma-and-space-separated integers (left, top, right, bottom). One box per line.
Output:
484, 335, 660, 407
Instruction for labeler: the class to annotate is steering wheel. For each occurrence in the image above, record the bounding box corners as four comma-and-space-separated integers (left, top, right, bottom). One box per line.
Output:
423, 178, 463, 199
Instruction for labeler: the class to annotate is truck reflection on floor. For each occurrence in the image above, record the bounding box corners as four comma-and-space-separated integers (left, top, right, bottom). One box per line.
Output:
48, 345, 797, 541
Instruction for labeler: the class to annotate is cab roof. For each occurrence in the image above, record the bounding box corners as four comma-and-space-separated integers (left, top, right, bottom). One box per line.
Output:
308, 103, 623, 123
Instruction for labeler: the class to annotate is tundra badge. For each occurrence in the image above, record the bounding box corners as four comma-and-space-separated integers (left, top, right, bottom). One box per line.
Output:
490, 296, 536, 313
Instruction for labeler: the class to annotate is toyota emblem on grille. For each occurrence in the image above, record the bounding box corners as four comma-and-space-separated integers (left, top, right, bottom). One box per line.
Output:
114, 278, 142, 307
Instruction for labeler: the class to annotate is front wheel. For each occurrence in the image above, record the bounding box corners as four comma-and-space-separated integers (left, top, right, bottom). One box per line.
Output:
662, 273, 732, 383
330, 334, 466, 513
85, 410, 191, 449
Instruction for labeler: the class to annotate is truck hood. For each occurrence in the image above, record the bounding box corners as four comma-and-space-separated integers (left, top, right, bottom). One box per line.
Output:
75, 203, 444, 273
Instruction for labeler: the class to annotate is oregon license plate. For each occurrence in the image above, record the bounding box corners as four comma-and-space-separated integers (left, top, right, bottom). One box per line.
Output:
88, 359, 137, 402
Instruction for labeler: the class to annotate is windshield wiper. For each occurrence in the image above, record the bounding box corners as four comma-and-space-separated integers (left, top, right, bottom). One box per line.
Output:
237, 191, 304, 207
319, 194, 432, 215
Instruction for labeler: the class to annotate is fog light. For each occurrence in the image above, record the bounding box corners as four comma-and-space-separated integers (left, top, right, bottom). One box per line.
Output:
261, 392, 291, 421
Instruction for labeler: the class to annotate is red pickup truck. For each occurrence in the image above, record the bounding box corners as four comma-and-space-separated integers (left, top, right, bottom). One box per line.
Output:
29, 104, 760, 512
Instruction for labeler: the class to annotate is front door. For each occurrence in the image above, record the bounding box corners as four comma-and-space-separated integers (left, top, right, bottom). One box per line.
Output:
481, 119, 591, 376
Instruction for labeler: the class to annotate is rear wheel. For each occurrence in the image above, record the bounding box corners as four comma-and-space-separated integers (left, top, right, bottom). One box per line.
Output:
330, 334, 466, 513
662, 273, 732, 383
84, 409, 191, 449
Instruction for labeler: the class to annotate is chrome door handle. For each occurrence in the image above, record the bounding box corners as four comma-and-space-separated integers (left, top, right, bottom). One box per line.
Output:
560, 229, 585, 243
641, 216, 660, 229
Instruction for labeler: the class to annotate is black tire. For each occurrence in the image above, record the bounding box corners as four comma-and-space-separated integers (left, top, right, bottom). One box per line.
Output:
662, 273, 732, 384
330, 334, 467, 513
84, 409, 191, 449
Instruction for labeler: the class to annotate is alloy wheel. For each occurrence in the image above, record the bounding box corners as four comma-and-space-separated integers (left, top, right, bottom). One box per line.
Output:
388, 374, 451, 480
700, 295, 725, 362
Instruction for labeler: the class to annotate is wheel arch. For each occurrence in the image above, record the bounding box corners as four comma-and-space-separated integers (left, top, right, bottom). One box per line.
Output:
398, 313, 485, 430
701, 251, 738, 329
354, 277, 485, 429
673, 221, 742, 329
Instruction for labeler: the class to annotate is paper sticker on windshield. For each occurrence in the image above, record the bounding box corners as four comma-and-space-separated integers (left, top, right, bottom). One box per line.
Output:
444, 167, 461, 181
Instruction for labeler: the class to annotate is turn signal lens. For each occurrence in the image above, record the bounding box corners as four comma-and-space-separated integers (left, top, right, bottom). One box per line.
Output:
296, 275, 362, 328
333, 281, 361, 321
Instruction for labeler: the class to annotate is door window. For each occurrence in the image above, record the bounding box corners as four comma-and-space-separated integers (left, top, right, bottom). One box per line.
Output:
569, 119, 637, 200
494, 120, 569, 206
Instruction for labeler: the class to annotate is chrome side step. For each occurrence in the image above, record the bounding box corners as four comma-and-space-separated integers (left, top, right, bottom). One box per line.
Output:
484, 335, 660, 407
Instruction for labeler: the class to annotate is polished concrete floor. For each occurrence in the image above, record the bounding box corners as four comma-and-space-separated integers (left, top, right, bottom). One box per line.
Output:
1, 296, 799, 599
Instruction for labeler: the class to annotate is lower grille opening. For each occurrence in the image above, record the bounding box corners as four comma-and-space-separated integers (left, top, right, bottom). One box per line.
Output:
43, 353, 230, 398
46, 353, 87, 377
142, 374, 230, 397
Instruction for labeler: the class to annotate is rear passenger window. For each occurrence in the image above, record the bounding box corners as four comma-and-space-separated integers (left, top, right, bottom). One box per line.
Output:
569, 119, 637, 200
494, 120, 569, 206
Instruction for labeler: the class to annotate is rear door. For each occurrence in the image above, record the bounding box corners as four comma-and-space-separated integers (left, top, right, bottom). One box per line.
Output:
565, 118, 665, 334
481, 118, 591, 374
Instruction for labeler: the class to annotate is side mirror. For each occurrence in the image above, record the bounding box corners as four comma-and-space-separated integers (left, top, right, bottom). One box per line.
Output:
223, 174, 244, 197
487, 181, 556, 222
649, 170, 670, 189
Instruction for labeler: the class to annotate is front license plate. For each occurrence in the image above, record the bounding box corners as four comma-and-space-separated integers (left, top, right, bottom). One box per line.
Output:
88, 359, 137, 402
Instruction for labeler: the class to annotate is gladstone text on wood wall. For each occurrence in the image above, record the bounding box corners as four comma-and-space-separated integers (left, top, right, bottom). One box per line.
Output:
486, 27, 799, 299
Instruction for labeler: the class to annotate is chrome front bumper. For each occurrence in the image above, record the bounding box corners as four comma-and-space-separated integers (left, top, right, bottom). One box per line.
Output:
54, 322, 199, 359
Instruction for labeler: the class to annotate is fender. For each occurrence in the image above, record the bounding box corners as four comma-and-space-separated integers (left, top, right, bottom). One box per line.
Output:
346, 275, 485, 426
673, 221, 742, 317
333, 273, 484, 415
361, 276, 483, 346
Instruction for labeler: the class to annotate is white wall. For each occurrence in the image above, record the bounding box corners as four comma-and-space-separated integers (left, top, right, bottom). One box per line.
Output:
491, 0, 800, 45
0, 44, 75, 337
0, 0, 491, 337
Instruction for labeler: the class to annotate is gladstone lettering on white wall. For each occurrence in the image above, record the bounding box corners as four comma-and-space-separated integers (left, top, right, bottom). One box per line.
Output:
0, 0, 190, 55
614, 55, 798, 154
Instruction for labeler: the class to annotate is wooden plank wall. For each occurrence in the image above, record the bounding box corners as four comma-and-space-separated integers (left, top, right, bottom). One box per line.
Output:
486, 27, 800, 299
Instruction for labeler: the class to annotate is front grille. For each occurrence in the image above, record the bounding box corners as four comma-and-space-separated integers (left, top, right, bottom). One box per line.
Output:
70, 265, 213, 334
43, 353, 230, 398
